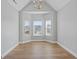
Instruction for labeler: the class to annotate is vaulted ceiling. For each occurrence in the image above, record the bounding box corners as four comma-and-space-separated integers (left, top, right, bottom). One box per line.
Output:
8, 0, 71, 11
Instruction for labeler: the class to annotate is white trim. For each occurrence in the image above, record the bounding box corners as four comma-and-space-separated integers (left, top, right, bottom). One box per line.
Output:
22, 11, 49, 14
19, 40, 57, 44
2, 43, 19, 58
57, 42, 77, 58
19, 40, 31, 44
45, 40, 57, 43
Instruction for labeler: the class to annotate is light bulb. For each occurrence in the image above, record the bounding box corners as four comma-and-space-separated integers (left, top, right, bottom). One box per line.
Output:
39, 0, 43, 2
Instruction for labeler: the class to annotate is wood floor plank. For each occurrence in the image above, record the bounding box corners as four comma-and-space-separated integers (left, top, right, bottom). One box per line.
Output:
3, 41, 76, 59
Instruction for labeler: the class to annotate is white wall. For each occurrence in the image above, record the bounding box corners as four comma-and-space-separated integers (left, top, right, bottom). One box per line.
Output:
8, 0, 30, 11
57, 0, 77, 57
1, 0, 19, 56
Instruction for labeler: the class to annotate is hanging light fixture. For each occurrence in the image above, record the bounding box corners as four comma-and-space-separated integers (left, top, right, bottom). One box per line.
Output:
13, 0, 17, 4
32, 0, 43, 9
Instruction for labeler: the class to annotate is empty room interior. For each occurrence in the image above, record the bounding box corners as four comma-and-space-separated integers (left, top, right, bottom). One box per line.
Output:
1, 0, 77, 59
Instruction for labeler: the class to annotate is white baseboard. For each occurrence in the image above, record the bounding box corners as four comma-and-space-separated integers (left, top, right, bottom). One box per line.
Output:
2, 43, 19, 58
19, 40, 31, 44
57, 42, 77, 58
46, 40, 57, 43
19, 40, 57, 44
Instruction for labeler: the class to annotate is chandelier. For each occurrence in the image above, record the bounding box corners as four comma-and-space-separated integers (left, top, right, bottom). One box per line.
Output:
32, 0, 43, 9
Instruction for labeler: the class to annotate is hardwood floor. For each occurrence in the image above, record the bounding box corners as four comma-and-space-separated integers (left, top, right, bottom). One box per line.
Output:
3, 41, 76, 59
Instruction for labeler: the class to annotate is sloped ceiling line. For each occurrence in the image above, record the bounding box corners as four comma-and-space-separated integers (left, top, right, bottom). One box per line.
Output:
8, 0, 71, 11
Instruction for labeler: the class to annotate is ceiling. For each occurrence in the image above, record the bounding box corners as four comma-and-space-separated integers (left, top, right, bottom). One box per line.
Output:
8, 0, 71, 11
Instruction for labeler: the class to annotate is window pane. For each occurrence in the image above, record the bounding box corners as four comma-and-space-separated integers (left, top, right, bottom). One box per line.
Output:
24, 21, 30, 34
33, 20, 43, 36
46, 20, 52, 36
